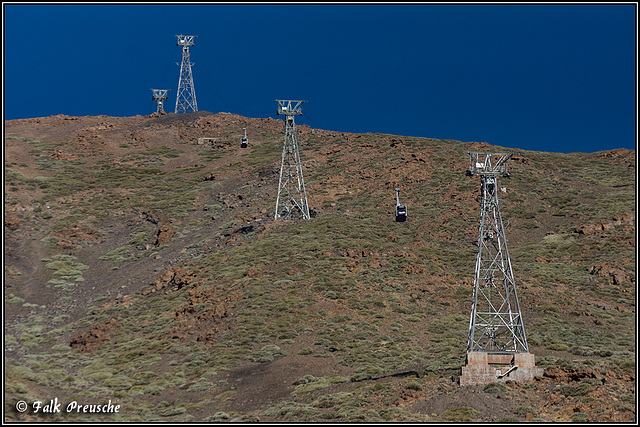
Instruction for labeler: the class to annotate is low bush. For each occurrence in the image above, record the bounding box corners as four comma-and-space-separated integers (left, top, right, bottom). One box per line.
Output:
440, 406, 480, 422
483, 382, 508, 393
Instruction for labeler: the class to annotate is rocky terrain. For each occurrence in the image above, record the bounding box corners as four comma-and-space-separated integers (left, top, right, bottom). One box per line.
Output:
4, 111, 636, 422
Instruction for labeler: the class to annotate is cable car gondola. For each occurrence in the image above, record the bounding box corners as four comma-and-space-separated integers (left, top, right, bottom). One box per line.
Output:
241, 128, 248, 148
395, 188, 407, 222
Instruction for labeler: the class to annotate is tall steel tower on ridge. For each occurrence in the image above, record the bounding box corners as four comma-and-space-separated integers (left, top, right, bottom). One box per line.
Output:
460, 151, 542, 386
175, 35, 198, 114
465, 152, 527, 353
151, 89, 169, 114
274, 100, 310, 221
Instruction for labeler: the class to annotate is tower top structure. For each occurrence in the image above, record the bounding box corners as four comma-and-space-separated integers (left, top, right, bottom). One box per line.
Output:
465, 151, 514, 177
176, 34, 196, 47
276, 100, 305, 116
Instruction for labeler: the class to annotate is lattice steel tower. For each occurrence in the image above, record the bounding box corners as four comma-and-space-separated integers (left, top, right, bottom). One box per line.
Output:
175, 35, 198, 114
151, 89, 169, 114
465, 151, 529, 354
274, 100, 310, 221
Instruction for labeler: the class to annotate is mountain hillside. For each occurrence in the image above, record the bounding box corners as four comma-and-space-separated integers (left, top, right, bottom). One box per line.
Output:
4, 111, 636, 422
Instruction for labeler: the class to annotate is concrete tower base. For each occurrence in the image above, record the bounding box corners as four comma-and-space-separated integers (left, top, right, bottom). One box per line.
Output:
460, 352, 544, 387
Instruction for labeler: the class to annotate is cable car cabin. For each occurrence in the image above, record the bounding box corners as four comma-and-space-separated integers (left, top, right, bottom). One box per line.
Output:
395, 204, 407, 222
241, 137, 248, 148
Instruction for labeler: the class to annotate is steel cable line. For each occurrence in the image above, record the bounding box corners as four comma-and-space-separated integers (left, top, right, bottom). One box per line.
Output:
156, 43, 179, 91
192, 64, 273, 117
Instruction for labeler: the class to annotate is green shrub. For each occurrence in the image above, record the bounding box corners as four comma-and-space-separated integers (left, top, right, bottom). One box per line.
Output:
102, 374, 133, 391
570, 412, 589, 423
265, 401, 321, 421
546, 342, 569, 352
203, 412, 230, 422
311, 392, 354, 409
5, 294, 25, 304
45, 254, 89, 282
483, 382, 508, 393
51, 344, 71, 352
159, 406, 187, 417
440, 406, 480, 422
405, 381, 423, 391
559, 383, 593, 397
248, 344, 287, 363
350, 372, 372, 382
292, 375, 350, 394
514, 405, 535, 416
187, 378, 216, 392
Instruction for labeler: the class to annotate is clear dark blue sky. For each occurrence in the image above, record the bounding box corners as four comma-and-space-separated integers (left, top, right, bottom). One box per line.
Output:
3, 3, 636, 153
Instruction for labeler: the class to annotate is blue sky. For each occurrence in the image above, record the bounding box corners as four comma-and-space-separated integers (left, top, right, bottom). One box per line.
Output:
3, 3, 636, 153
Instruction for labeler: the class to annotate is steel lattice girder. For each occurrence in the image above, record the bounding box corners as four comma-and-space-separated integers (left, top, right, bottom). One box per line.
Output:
175, 35, 198, 114
467, 155, 529, 354
274, 101, 309, 221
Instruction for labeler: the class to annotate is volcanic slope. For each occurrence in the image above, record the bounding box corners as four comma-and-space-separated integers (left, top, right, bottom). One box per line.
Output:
4, 112, 636, 422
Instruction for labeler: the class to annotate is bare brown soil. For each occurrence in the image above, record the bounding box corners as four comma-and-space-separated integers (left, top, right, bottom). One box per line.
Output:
4, 111, 635, 423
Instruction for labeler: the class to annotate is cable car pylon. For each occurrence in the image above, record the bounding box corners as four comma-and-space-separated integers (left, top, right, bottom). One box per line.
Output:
175, 35, 198, 114
274, 100, 310, 221
151, 89, 169, 114
460, 151, 543, 386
